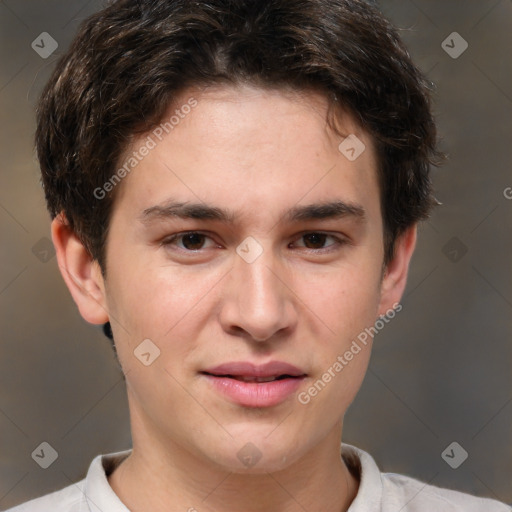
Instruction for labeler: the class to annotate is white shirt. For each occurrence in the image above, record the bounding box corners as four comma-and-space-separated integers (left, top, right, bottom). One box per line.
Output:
5, 444, 510, 512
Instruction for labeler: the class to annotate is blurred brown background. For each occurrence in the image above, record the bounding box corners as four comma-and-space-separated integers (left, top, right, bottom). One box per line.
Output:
1, 0, 511, 509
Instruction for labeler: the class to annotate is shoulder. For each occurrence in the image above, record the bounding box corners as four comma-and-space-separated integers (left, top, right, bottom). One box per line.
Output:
3, 450, 131, 512
3, 479, 86, 512
341, 443, 510, 512
381, 471, 511, 511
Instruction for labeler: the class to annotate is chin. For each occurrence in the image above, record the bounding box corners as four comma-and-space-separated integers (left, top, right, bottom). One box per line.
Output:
218, 452, 297, 475
202, 434, 305, 475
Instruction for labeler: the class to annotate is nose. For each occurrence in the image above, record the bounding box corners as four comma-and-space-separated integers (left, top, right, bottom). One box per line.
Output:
218, 243, 298, 342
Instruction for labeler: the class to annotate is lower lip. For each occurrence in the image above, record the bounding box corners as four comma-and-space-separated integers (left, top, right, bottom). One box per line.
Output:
203, 374, 305, 408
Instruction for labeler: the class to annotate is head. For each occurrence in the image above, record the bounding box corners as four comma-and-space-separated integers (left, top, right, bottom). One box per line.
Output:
38, 0, 441, 473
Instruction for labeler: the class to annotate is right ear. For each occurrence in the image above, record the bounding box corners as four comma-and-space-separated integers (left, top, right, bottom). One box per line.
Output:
51, 214, 109, 325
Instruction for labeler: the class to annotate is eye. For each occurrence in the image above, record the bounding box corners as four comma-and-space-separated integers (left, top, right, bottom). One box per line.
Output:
161, 231, 217, 251
160, 231, 347, 255
292, 232, 346, 251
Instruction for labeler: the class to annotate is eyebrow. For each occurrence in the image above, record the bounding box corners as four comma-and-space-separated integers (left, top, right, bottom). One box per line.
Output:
140, 199, 366, 225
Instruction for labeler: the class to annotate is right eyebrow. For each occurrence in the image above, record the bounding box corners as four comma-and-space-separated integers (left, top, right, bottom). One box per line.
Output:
139, 200, 236, 225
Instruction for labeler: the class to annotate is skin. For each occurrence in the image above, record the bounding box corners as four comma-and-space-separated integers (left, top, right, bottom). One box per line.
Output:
52, 84, 417, 512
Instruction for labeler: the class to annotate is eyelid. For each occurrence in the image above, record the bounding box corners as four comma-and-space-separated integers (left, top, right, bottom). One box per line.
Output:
161, 230, 349, 254
161, 231, 219, 251
291, 231, 348, 250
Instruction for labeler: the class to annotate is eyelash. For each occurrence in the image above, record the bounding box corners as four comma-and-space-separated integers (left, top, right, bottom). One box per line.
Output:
160, 231, 348, 254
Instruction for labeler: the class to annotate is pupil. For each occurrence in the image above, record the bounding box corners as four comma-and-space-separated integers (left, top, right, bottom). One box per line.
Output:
304, 233, 326, 248
183, 233, 204, 250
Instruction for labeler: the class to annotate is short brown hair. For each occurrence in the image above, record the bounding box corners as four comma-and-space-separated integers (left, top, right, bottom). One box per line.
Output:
36, 0, 442, 273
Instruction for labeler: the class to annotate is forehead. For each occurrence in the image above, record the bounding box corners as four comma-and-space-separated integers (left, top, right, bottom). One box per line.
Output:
111, 84, 380, 226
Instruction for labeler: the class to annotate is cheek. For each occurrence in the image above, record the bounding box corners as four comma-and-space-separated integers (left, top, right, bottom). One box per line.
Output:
298, 276, 377, 418
295, 260, 382, 339
105, 258, 222, 361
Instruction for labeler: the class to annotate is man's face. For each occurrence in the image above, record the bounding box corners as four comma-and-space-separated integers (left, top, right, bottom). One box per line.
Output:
101, 85, 390, 472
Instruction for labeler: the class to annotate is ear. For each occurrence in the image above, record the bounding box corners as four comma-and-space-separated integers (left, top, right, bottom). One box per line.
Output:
51, 214, 109, 325
377, 224, 417, 316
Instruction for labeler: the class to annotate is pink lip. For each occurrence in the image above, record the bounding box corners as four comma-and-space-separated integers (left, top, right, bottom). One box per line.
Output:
201, 361, 307, 408
203, 361, 305, 378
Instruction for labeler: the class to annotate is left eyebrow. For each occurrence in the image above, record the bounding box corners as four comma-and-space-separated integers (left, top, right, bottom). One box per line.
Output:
139, 199, 366, 225
283, 200, 366, 223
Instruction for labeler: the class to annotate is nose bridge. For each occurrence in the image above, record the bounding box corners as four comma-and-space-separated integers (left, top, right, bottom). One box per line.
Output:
222, 236, 294, 340
236, 239, 284, 311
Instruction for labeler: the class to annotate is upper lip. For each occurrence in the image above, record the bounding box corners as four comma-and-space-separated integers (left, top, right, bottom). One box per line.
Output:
202, 361, 306, 378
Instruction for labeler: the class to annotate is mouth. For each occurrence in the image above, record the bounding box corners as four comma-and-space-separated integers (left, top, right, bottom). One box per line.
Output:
200, 373, 303, 383
200, 361, 307, 407
201, 360, 307, 382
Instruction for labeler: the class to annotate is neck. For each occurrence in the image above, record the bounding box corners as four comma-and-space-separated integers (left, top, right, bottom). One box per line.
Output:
108, 427, 359, 512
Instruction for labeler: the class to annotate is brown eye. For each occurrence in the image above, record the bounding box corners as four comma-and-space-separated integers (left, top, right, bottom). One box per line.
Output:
302, 233, 329, 249
180, 233, 206, 250
162, 232, 215, 251
293, 232, 344, 251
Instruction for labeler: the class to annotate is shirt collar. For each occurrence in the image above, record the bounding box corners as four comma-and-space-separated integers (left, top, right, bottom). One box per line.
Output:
82, 443, 381, 511
342, 443, 383, 512
84, 450, 131, 511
